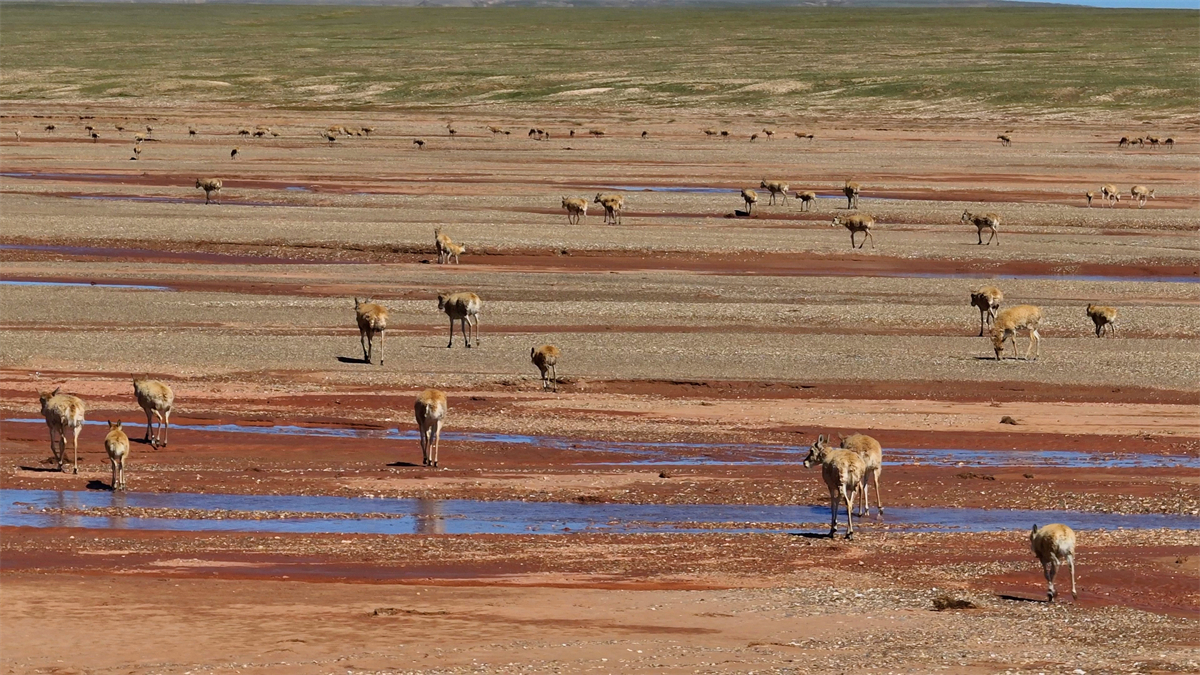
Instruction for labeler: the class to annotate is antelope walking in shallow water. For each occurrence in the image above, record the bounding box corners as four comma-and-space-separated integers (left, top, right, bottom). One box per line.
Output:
970, 286, 1004, 337
105, 421, 130, 491
839, 433, 883, 517
991, 305, 1043, 360
1030, 523, 1077, 602
803, 434, 867, 539
133, 378, 174, 447
354, 298, 388, 364
414, 389, 447, 468
531, 345, 561, 392
40, 387, 85, 473
438, 292, 482, 348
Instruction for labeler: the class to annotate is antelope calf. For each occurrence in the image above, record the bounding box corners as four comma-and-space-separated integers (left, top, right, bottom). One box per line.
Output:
105, 421, 130, 491
831, 214, 875, 249
531, 344, 561, 392
740, 188, 758, 214
997, 134, 1012, 146
1100, 184, 1120, 207
843, 181, 861, 209
354, 298, 388, 364
970, 286, 1004, 337
593, 193, 623, 225
1030, 523, 1077, 601
961, 210, 1000, 246
40, 387, 85, 473
760, 180, 789, 205
133, 378, 174, 447
839, 433, 883, 517
1085, 191, 1095, 207
562, 196, 588, 225
415, 389, 447, 468
1130, 185, 1154, 208
796, 190, 817, 211
803, 434, 867, 539
991, 304, 1043, 360
438, 292, 482, 348
1086, 304, 1117, 337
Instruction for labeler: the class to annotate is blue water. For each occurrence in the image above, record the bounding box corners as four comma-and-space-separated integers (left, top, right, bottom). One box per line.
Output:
4, 489, 1196, 535
0, 280, 172, 291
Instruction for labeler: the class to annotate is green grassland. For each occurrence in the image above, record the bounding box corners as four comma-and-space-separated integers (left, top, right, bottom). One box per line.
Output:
2, 4, 1197, 121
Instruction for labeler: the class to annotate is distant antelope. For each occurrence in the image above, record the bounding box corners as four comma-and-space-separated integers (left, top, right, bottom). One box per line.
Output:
641, 130, 649, 139
796, 190, 817, 211
195, 178, 223, 204
991, 304, 1043, 360
133, 134, 145, 144
238, 128, 251, 137
531, 345, 561, 392
1086, 304, 1117, 337
188, 126, 197, 138
1085, 191, 1095, 207
593, 193, 624, 225
253, 128, 268, 138
324, 132, 337, 145
1146, 136, 1160, 149
90, 131, 99, 142
843, 181, 861, 209
589, 129, 605, 137
145, 125, 153, 137
446, 122, 457, 137
831, 214, 875, 249
762, 128, 775, 140
354, 297, 388, 365
970, 286, 1004, 337
438, 292, 482, 348
45, 124, 56, 133
40, 387, 85, 473
1031, 523, 1077, 602
1130, 185, 1154, 208
413, 139, 425, 149
414, 389, 447, 468
1164, 137, 1174, 150
720, 130, 729, 138
1099, 184, 1120, 207
740, 188, 758, 214
703, 129, 718, 137
130, 146, 141, 161
997, 134, 1011, 146
13, 130, 20, 142
760, 180, 789, 205
84, 125, 95, 134
105, 421, 130, 491
487, 125, 504, 135
839, 433, 883, 517
795, 131, 814, 140
562, 196, 588, 225
750, 133, 759, 142
361, 127, 374, 136
1117, 136, 1129, 148
133, 378, 174, 446
961, 210, 1000, 245
230, 147, 239, 159
804, 434, 867, 539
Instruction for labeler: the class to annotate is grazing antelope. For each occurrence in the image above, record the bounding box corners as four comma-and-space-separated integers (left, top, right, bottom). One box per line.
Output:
1130, 185, 1154, 208
593, 193, 624, 225
531, 345, 561, 392
133, 378, 174, 447
1100, 184, 1120, 207
843, 180, 861, 209
703, 129, 717, 137
1030, 523, 1077, 602
970, 286, 1004, 337
1085, 191, 1095, 207
230, 147, 239, 159
1146, 136, 1160, 149
40, 387, 85, 473
991, 304, 1043, 360
641, 130, 649, 139
438, 292, 482, 348
361, 127, 375, 136
961, 210, 1000, 246
239, 128, 251, 137
831, 214, 875, 249
762, 128, 775, 140
760, 180, 789, 205
487, 125, 504, 135
589, 129, 605, 137
354, 297, 388, 365
1164, 137, 1174, 150
1117, 136, 1129, 148
803, 434, 868, 539
839, 433, 883, 517
740, 188, 758, 214
796, 190, 817, 211
562, 196, 588, 225
997, 134, 1012, 146
795, 131, 814, 140
414, 389, 447, 468
413, 139, 425, 149
750, 133, 759, 142
105, 420, 130, 491
84, 124, 95, 134
195, 178, 222, 204
435, 228, 454, 264
134, 134, 145, 144
1086, 304, 1117, 337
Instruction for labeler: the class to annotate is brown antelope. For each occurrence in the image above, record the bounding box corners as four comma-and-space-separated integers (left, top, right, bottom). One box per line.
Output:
740, 188, 758, 214
1146, 136, 1160, 149
562, 196, 588, 225
1164, 138, 1174, 150
796, 191, 817, 211
1086, 304, 1117, 337
997, 134, 1012, 146
435, 228, 453, 264
762, 128, 775, 140
794, 131, 814, 140
1085, 191, 1095, 207
438, 292, 482, 348
991, 305, 1043, 360
760, 180, 789, 205
531, 345, 561, 392
970, 286, 1004, 337
1117, 136, 1129, 148
413, 139, 425, 149
40, 387, 85, 473
839, 433, 883, 517
443, 241, 465, 265
961, 210, 1000, 246
133, 378, 174, 447
593, 193, 623, 225
354, 298, 388, 365
843, 181, 861, 209
1130, 185, 1154, 208
803, 435, 867, 539
1100, 184, 1120, 207
1030, 523, 1077, 602
831, 214, 875, 249
414, 389, 447, 468
105, 421, 130, 491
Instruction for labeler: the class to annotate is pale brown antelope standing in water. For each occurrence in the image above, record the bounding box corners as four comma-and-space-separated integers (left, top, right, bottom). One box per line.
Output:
970, 286, 1004, 337
1030, 523, 1077, 602
414, 389, 447, 468
760, 180, 789, 205
133, 378, 174, 447
961, 210, 1000, 246
1085, 191, 1095, 207
531, 345, 561, 392
1086, 304, 1117, 337
997, 134, 1012, 146
990, 304, 1043, 360
195, 178, 222, 204
803, 434, 867, 539
1130, 185, 1154, 208
843, 180, 861, 209
594, 193, 624, 225
796, 190, 817, 211
438, 292, 482, 348
1100, 184, 1120, 207
105, 421, 130, 491
740, 188, 758, 214
40, 387, 85, 473
831, 214, 875, 249
838, 433, 884, 517
413, 139, 426, 149
562, 196, 588, 225
353, 297, 388, 365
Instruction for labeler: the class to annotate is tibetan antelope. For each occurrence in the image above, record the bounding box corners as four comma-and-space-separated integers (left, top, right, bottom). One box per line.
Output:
795, 131, 814, 140
531, 345, 561, 392
593, 193, 623, 225
761, 128, 775, 140
843, 181, 861, 209
354, 297, 388, 365
133, 378, 174, 447
1099, 184, 1120, 207
443, 241, 465, 265
1118, 136, 1129, 148
796, 190, 817, 211
831, 214, 875, 249
740, 188, 758, 214
1086, 304, 1117, 337
40, 387, 85, 473
760, 180, 789, 205
105, 421, 130, 491
562, 196, 588, 225
1146, 136, 1160, 149
961, 210, 1000, 246
230, 147, 239, 159
413, 139, 425, 149
195, 178, 222, 204
438, 292, 482, 348
1031, 523, 1077, 602
1164, 138, 1174, 150
1130, 185, 1154, 208
839, 433, 883, 517
1085, 191, 1095, 207
991, 304, 1043, 360
414, 389, 447, 468
970, 286, 1004, 337
803, 434, 867, 539
997, 134, 1012, 146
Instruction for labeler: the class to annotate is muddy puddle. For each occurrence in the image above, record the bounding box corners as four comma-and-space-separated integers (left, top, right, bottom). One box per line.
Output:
6, 419, 1196, 469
